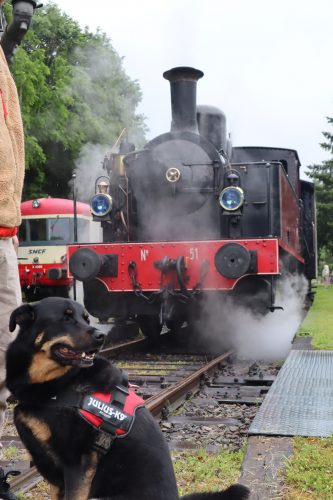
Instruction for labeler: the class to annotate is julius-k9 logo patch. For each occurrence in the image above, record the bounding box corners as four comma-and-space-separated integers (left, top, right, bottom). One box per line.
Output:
86, 396, 128, 421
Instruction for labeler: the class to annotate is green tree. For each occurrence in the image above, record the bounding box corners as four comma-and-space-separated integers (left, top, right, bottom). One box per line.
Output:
307, 116, 333, 256
5, 2, 146, 199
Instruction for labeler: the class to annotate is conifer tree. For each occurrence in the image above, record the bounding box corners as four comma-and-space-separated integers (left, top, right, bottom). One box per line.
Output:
307, 116, 333, 255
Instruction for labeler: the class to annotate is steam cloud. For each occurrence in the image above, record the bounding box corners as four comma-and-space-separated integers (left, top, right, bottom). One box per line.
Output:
72, 143, 109, 203
67, 39, 147, 203
196, 274, 309, 361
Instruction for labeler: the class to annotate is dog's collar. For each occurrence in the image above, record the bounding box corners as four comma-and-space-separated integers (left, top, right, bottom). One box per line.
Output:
43, 372, 145, 454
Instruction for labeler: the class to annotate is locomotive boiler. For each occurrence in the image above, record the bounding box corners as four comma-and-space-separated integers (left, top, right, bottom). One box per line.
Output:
68, 66, 316, 340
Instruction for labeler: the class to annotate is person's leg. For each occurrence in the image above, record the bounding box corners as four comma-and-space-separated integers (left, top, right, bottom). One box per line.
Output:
0, 238, 21, 436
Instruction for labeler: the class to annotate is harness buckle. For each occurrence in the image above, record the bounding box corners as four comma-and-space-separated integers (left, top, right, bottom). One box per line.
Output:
93, 429, 115, 454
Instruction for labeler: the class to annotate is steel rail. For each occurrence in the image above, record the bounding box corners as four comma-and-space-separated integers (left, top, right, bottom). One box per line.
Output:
10, 465, 42, 493
146, 351, 233, 416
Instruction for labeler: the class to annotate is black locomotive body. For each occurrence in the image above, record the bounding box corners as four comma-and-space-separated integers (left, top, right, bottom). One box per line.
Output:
68, 67, 316, 339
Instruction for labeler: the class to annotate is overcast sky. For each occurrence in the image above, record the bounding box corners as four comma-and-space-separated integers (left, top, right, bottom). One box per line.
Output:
52, 0, 333, 177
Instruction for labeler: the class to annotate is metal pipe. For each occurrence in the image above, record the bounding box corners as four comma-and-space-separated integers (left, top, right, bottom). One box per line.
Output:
72, 173, 77, 301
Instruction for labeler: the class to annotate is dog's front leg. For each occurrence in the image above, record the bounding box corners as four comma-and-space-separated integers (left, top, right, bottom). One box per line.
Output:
63, 451, 99, 500
50, 483, 65, 500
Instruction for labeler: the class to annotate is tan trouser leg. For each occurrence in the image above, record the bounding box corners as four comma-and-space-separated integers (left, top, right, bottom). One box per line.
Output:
0, 238, 22, 437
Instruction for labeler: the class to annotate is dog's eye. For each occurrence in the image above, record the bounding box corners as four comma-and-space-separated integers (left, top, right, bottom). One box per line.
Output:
64, 309, 74, 321
83, 313, 90, 324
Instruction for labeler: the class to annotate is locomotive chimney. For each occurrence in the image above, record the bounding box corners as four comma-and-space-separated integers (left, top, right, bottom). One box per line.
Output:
163, 66, 204, 134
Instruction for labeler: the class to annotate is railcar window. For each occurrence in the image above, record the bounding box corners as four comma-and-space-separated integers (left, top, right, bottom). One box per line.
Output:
30, 219, 47, 241
20, 218, 71, 245
19, 217, 92, 245
49, 217, 71, 242
18, 221, 27, 242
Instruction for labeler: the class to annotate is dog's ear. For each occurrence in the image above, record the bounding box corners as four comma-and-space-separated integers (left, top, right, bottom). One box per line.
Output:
9, 304, 35, 332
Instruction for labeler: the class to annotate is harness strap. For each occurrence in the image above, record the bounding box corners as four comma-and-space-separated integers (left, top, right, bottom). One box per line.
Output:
40, 371, 144, 455
47, 389, 83, 408
46, 371, 129, 409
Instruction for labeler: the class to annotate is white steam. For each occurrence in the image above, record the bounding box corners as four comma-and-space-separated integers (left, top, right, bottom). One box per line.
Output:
197, 274, 309, 361
72, 143, 109, 203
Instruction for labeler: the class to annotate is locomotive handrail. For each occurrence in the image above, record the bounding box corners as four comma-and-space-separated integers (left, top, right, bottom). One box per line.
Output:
231, 161, 283, 166
182, 161, 220, 167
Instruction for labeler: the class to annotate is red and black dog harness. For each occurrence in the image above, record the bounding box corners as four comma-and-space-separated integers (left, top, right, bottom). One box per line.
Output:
46, 372, 145, 454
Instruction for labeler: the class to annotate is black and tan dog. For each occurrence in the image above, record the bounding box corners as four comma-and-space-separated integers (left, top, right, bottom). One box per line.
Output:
6, 297, 250, 500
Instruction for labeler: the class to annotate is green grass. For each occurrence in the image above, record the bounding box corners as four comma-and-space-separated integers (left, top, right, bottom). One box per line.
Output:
284, 437, 333, 499
172, 448, 245, 496
298, 285, 333, 349
285, 288, 333, 499
2, 446, 19, 461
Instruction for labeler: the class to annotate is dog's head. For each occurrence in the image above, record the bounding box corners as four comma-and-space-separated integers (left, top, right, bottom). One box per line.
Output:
9, 297, 106, 369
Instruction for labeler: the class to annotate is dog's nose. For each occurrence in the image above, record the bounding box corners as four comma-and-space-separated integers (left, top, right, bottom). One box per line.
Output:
90, 328, 106, 342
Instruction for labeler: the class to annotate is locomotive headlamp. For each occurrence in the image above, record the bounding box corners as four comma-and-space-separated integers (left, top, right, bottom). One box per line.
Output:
98, 180, 109, 194
219, 186, 244, 211
32, 199, 40, 208
90, 194, 113, 217
226, 172, 240, 184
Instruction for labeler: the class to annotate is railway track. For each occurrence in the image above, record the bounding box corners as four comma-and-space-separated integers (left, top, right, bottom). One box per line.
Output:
2, 339, 279, 497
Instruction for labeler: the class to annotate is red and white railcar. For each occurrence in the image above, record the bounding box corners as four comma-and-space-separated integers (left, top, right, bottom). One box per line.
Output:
19, 198, 102, 301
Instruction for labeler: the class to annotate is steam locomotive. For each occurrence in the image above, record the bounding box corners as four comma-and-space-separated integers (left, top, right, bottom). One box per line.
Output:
68, 67, 316, 340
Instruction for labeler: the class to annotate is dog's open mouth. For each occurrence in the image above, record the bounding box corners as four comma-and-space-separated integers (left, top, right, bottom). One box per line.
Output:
52, 345, 98, 367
